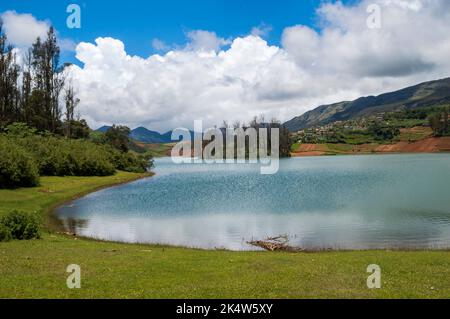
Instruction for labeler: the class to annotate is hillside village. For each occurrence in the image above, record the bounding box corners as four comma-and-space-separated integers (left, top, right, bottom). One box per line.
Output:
290, 106, 450, 156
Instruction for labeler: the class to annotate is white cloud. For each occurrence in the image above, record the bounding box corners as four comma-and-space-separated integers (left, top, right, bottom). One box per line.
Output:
1, 10, 76, 52
185, 30, 230, 52
152, 38, 169, 51
66, 0, 450, 131
1, 10, 49, 47
251, 23, 273, 38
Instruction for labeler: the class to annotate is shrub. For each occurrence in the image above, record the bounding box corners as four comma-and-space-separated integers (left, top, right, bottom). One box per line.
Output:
0, 223, 12, 242
15, 135, 116, 176
110, 148, 153, 173
2, 134, 152, 183
0, 211, 41, 240
0, 136, 40, 188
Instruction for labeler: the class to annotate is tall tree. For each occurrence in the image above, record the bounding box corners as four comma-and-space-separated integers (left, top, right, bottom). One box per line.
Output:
31, 27, 65, 132
64, 83, 80, 138
0, 21, 20, 127
21, 49, 33, 125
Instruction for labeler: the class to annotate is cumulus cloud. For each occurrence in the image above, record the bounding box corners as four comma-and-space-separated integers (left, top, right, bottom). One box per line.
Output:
1, 10, 76, 52
0, 10, 49, 47
68, 0, 450, 131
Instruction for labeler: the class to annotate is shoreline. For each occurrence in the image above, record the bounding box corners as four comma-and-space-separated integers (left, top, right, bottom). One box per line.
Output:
46, 171, 154, 232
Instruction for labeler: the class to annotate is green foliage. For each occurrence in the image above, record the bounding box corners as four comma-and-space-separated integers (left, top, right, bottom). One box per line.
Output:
0, 223, 12, 242
0, 210, 41, 241
89, 130, 108, 144
15, 135, 116, 177
63, 119, 90, 139
428, 108, 449, 137
1, 132, 153, 187
0, 136, 40, 188
368, 123, 400, 141
3, 122, 37, 137
105, 125, 131, 152
110, 148, 153, 173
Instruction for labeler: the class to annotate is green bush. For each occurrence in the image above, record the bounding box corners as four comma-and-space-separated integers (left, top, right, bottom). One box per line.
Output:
0, 136, 40, 188
0, 211, 41, 240
15, 135, 116, 176
0, 223, 12, 242
1, 132, 152, 187
110, 148, 152, 173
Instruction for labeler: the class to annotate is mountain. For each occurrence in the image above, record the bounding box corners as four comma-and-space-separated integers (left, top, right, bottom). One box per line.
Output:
284, 77, 450, 132
130, 127, 170, 143
95, 126, 182, 143
96, 125, 112, 133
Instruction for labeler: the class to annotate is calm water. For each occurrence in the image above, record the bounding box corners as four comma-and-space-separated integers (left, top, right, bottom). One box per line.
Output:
56, 154, 450, 250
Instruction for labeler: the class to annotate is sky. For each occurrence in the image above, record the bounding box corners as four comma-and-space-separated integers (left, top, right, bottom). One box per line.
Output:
1, 0, 450, 132
0, 0, 339, 64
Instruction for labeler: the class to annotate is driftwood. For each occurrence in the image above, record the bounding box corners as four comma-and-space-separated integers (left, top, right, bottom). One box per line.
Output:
247, 235, 303, 252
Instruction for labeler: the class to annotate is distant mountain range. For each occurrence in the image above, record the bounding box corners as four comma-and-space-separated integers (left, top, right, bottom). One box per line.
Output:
284, 77, 450, 132
96, 126, 180, 144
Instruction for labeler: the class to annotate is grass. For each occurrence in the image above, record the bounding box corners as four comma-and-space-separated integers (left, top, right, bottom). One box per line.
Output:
394, 127, 433, 142
291, 142, 301, 152
1, 173, 450, 298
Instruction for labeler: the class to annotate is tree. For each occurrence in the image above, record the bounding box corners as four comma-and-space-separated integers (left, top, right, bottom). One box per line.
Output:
0, 21, 20, 127
105, 125, 131, 152
428, 112, 447, 137
369, 122, 400, 141
64, 83, 80, 138
68, 119, 90, 139
30, 27, 65, 133
268, 118, 292, 158
21, 49, 33, 125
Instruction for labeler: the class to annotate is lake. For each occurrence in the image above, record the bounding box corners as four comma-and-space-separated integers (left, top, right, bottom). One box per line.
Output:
56, 154, 450, 250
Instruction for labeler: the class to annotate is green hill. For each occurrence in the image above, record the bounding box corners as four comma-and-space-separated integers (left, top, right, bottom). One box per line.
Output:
284, 77, 450, 132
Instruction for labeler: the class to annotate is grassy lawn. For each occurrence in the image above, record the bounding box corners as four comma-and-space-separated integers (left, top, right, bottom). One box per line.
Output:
1, 173, 450, 298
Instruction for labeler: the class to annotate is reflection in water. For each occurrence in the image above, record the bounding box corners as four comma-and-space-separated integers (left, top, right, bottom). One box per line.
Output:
57, 154, 450, 250
64, 218, 89, 235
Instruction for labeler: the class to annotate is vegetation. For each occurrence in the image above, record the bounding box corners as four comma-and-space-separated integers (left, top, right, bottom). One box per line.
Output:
0, 24, 153, 189
0, 223, 12, 241
0, 136, 40, 188
293, 105, 449, 146
137, 142, 175, 158
368, 122, 400, 141
213, 116, 292, 158
0, 128, 153, 188
0, 210, 41, 241
428, 108, 449, 137
105, 125, 132, 153
1, 173, 450, 298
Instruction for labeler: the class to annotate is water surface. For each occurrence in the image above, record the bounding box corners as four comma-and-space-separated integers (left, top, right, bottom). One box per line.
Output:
57, 154, 450, 250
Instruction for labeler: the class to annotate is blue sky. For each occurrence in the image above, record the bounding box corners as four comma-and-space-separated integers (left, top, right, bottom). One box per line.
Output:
2, 0, 449, 131
0, 0, 353, 63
